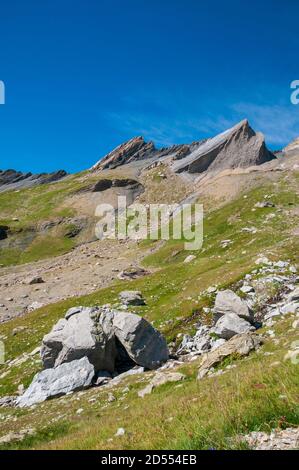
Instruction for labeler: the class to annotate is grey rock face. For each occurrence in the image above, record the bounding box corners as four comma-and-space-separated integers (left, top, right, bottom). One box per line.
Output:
288, 287, 299, 302
110, 309, 169, 370
138, 372, 185, 398
177, 326, 214, 356
17, 357, 94, 407
197, 333, 263, 379
91, 136, 200, 172
213, 313, 255, 340
242, 427, 299, 451
41, 306, 168, 373
119, 291, 145, 306
41, 307, 116, 373
0, 396, 17, 408
214, 289, 253, 322
91, 137, 156, 171
90, 121, 275, 176
171, 120, 275, 175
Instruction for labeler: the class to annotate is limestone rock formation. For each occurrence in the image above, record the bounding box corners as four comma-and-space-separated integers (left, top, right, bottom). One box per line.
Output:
283, 137, 299, 155
171, 120, 275, 174
111, 309, 168, 370
197, 333, 263, 379
119, 290, 145, 306
41, 307, 116, 372
213, 313, 255, 340
91, 137, 156, 171
16, 357, 95, 407
41, 306, 169, 373
214, 289, 253, 322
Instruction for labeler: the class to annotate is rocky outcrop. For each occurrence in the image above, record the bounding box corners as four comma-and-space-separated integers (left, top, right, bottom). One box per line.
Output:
119, 291, 145, 306
17, 306, 169, 406
197, 333, 263, 379
283, 137, 299, 155
213, 313, 255, 339
171, 120, 275, 174
214, 289, 253, 322
41, 306, 168, 373
177, 325, 212, 355
92, 178, 142, 193
138, 372, 185, 398
41, 307, 116, 372
242, 427, 299, 450
16, 357, 95, 407
111, 309, 168, 370
0, 169, 67, 193
91, 136, 202, 172
91, 137, 157, 171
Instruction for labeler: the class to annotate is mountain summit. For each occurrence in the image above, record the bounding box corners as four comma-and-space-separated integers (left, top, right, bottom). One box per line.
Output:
171, 119, 275, 174
91, 136, 156, 171
91, 120, 275, 175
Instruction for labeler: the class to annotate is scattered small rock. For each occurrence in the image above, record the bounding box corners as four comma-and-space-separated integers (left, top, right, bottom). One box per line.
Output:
184, 255, 196, 264
119, 290, 145, 306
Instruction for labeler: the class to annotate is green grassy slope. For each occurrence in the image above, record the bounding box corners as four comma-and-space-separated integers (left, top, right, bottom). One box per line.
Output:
0, 170, 298, 449
0, 171, 125, 266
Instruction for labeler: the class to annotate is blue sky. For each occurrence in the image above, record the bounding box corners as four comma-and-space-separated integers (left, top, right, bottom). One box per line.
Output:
0, 0, 298, 173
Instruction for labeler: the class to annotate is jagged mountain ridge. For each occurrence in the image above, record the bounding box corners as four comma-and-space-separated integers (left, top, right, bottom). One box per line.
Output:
91, 136, 202, 171
0, 169, 67, 193
0, 120, 277, 194
91, 120, 276, 175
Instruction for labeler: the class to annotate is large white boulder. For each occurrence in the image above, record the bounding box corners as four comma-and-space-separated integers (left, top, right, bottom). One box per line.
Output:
17, 357, 94, 408
41, 306, 169, 374
213, 313, 255, 340
214, 289, 253, 322
110, 309, 169, 370
41, 307, 116, 372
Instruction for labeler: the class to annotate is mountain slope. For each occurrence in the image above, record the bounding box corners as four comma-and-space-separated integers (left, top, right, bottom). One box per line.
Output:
0, 166, 298, 449
284, 137, 299, 155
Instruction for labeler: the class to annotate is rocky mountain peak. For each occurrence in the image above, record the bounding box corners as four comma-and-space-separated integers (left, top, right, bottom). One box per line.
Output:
171, 119, 275, 174
91, 136, 156, 171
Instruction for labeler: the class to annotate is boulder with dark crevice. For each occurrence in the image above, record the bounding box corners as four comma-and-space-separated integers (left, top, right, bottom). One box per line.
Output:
40, 306, 169, 373
0, 225, 9, 240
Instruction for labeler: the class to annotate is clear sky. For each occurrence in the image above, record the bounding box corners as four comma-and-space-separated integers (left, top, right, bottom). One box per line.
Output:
0, 0, 299, 173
